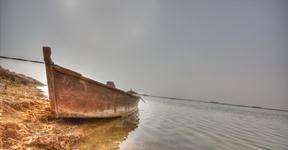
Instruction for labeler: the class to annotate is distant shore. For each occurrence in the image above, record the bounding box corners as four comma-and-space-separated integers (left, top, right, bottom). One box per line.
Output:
138, 94, 288, 112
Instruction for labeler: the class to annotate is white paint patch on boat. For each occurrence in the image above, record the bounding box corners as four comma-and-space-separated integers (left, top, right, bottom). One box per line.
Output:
37, 86, 48, 97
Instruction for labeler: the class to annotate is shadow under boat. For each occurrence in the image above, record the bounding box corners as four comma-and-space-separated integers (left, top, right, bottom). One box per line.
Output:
64, 111, 140, 149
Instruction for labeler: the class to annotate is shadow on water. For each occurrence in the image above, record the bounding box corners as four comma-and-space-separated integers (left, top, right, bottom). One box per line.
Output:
58, 111, 140, 149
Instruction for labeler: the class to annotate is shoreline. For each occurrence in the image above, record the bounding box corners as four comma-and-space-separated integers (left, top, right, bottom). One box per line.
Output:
0, 66, 83, 149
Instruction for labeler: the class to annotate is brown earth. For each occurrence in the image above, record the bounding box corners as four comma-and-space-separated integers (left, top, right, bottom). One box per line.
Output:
0, 66, 83, 149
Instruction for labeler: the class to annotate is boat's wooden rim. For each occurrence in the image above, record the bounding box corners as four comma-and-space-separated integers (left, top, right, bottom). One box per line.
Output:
42, 46, 139, 99
52, 63, 139, 98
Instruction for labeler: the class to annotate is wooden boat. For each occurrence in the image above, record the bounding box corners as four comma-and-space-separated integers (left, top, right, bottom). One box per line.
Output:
42, 47, 140, 118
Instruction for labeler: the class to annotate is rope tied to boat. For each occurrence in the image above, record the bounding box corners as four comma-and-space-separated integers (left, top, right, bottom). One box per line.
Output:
0, 55, 44, 64
1, 54, 288, 112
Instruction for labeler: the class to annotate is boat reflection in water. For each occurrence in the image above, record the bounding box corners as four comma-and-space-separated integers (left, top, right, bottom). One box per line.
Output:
76, 111, 139, 149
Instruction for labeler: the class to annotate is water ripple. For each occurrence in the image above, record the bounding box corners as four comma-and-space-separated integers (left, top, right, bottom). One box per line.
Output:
120, 98, 288, 150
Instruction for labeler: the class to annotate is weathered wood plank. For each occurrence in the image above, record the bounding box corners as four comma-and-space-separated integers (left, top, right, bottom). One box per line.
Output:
43, 47, 140, 118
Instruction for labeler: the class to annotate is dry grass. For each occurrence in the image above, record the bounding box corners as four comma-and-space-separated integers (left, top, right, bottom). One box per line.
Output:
0, 66, 83, 149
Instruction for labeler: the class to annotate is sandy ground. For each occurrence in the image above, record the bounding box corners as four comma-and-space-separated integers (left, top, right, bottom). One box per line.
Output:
0, 66, 83, 149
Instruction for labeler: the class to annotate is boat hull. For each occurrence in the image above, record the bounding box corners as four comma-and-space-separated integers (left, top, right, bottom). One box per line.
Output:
43, 47, 139, 118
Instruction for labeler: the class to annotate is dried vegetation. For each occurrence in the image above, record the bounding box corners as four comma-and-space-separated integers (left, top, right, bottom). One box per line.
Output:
0, 66, 83, 149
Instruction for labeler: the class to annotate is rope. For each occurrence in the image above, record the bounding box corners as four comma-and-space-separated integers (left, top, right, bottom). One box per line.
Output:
0, 55, 44, 64
136, 93, 210, 103
137, 93, 288, 112
1, 55, 287, 112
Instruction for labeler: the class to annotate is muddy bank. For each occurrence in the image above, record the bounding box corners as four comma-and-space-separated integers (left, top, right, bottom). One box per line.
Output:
0, 66, 83, 149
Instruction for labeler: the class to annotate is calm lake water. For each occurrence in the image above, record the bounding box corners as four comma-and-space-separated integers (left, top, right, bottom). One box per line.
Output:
78, 98, 288, 150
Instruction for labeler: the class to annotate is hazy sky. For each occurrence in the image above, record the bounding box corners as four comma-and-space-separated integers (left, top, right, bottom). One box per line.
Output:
0, 0, 287, 109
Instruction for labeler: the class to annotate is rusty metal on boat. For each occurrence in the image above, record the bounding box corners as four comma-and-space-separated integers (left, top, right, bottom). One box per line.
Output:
43, 47, 140, 118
